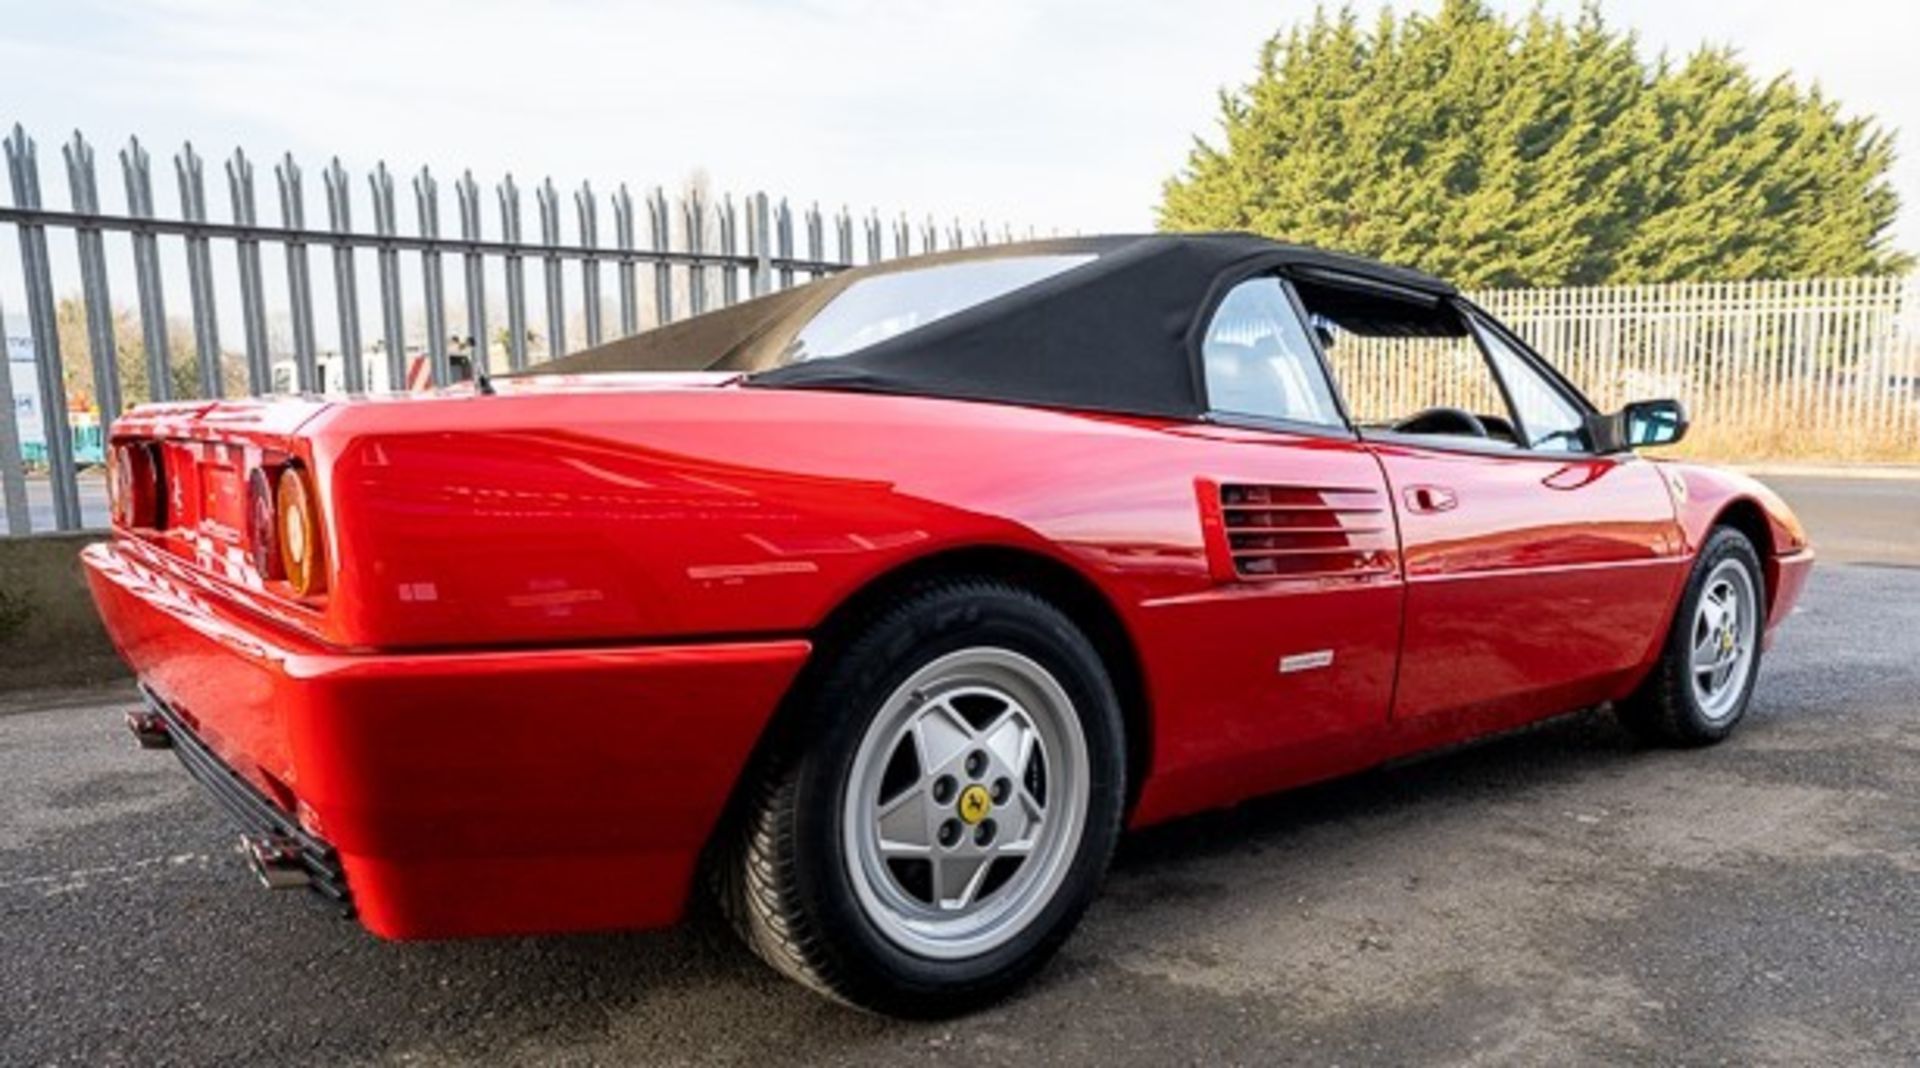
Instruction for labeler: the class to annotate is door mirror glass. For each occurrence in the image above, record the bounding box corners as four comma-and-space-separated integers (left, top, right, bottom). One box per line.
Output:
1625, 399, 1688, 446
1590, 398, 1688, 452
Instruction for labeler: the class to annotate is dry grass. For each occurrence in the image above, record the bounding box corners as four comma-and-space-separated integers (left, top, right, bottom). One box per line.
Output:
1663, 424, 1920, 465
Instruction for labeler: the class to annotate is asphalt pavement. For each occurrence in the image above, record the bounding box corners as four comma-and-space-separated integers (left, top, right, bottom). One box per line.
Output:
1757, 474, 1920, 565
1, 475, 1916, 1065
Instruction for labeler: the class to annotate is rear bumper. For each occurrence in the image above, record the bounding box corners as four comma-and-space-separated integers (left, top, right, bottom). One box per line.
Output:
134, 684, 352, 905
84, 539, 810, 940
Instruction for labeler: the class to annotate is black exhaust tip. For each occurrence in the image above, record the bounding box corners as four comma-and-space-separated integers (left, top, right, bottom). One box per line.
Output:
125, 708, 172, 749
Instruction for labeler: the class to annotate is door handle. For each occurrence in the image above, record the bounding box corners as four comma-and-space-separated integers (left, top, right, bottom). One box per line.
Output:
1404, 484, 1458, 514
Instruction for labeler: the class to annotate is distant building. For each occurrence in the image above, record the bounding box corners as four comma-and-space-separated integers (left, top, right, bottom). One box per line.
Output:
7, 336, 104, 467
7, 335, 45, 456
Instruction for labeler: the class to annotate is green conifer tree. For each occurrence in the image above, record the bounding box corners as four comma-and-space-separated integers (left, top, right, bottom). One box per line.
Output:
1159, 0, 1910, 285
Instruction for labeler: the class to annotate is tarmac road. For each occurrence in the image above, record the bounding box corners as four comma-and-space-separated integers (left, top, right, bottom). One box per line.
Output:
1758, 474, 1920, 566
2, 482, 1916, 1065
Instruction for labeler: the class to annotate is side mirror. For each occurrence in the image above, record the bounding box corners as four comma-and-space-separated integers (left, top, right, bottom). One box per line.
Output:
1588, 398, 1689, 453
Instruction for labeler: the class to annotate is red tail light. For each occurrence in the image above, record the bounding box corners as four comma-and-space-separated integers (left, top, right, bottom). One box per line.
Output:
247, 468, 285, 580
109, 442, 166, 529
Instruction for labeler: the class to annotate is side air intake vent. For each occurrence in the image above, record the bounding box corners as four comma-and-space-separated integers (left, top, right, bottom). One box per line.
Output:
1205, 481, 1395, 581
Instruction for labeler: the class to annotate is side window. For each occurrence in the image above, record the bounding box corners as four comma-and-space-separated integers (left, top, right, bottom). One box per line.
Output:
1298, 279, 1520, 446
1201, 277, 1344, 428
1473, 318, 1589, 452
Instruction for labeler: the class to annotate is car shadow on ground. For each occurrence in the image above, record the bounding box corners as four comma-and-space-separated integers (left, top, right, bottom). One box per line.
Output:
1112, 705, 1635, 876
337, 706, 1647, 1055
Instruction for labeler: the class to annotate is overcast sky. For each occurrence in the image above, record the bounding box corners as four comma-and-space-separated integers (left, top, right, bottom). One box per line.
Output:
2, 0, 1915, 252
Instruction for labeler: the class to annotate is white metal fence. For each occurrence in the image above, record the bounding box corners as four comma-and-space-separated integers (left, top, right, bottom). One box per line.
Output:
1327, 276, 1920, 462
1472, 276, 1920, 461
0, 122, 1026, 533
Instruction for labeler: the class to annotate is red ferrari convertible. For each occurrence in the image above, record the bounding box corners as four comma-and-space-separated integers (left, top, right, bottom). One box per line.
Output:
86, 234, 1811, 1015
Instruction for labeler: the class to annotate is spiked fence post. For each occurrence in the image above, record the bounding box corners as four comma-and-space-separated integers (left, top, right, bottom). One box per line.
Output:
835, 206, 854, 268
225, 148, 273, 394
613, 184, 637, 336
369, 162, 408, 390
323, 158, 365, 392
175, 143, 223, 398
498, 174, 529, 371
123, 138, 176, 399
4, 125, 79, 528
456, 171, 489, 377
273, 153, 319, 392
717, 193, 739, 307
414, 166, 449, 385
805, 203, 824, 280
577, 181, 602, 344
776, 199, 794, 289
750, 192, 772, 297
63, 131, 122, 418
537, 177, 565, 357
648, 186, 673, 326
684, 189, 707, 316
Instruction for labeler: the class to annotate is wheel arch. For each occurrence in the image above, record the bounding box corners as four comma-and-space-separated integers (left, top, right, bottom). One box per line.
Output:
1710, 496, 1778, 612
701, 544, 1154, 878
814, 544, 1148, 812
1663, 461, 1804, 617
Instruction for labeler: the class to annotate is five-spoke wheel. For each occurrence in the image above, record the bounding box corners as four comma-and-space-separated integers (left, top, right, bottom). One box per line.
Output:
845, 647, 1089, 959
1619, 526, 1766, 746
1689, 558, 1758, 723
721, 580, 1125, 1017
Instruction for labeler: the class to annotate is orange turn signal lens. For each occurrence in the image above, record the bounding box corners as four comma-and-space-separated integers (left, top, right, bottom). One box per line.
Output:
276, 466, 326, 597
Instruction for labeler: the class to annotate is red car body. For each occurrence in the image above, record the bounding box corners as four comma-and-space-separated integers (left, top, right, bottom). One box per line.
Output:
83, 368, 1812, 941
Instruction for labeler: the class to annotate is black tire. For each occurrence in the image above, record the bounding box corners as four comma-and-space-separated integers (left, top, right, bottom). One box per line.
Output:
717, 579, 1127, 1017
1616, 526, 1767, 747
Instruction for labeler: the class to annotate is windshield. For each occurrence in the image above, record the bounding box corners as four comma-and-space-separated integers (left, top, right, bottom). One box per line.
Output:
779, 254, 1094, 363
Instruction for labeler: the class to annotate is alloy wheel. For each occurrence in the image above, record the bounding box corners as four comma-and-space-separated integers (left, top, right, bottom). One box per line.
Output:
842, 647, 1089, 960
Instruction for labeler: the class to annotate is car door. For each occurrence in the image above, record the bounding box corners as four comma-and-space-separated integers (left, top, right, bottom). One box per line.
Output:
1313, 289, 1686, 729
1137, 274, 1406, 814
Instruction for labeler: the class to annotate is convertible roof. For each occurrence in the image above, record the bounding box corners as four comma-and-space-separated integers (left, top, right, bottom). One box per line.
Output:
527, 232, 1456, 419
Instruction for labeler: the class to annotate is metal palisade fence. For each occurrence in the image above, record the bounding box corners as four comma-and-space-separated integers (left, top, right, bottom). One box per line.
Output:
0, 123, 1027, 533
4, 120, 1919, 536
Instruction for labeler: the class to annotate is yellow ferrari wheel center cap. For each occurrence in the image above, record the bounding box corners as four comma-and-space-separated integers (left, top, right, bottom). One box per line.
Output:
957, 784, 993, 825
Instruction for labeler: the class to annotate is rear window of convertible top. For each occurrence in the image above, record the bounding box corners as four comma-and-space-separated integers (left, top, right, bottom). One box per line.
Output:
778, 254, 1094, 364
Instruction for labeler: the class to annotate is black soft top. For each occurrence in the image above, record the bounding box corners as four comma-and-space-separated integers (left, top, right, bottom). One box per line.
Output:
530, 232, 1455, 420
